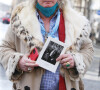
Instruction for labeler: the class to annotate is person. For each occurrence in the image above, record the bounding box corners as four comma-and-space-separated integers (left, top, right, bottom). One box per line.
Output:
48, 44, 58, 65
0, 0, 93, 90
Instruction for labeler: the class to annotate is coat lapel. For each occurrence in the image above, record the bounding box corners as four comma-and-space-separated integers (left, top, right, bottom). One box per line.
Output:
11, 1, 89, 52
11, 5, 44, 52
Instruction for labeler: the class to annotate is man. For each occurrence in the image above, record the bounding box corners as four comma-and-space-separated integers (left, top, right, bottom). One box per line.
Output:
0, 0, 93, 90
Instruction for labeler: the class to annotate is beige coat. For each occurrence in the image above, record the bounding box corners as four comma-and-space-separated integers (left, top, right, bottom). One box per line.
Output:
0, 0, 93, 90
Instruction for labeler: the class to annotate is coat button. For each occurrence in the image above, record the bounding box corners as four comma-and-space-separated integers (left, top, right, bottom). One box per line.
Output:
24, 86, 30, 90
71, 88, 76, 90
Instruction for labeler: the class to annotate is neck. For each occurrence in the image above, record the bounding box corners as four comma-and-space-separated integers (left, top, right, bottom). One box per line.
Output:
38, 10, 56, 22
37, 10, 57, 32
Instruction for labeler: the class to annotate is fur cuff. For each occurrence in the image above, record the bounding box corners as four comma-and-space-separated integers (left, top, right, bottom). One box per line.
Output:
6, 53, 24, 80
66, 52, 85, 81
72, 52, 85, 77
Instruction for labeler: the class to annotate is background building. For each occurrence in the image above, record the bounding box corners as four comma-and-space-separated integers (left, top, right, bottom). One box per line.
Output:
71, 0, 100, 43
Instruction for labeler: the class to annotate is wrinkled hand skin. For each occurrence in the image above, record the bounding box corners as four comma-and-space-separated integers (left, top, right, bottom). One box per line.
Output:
18, 54, 39, 71
56, 54, 75, 69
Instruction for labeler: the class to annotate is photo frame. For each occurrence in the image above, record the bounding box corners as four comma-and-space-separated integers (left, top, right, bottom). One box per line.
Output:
36, 37, 67, 73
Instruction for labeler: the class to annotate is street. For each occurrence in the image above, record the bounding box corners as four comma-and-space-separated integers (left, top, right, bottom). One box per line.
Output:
0, 64, 12, 90
0, 22, 100, 90
0, 22, 12, 90
0, 22, 9, 44
83, 57, 100, 90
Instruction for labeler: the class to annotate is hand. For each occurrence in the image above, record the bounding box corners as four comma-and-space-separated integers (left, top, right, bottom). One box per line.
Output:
18, 54, 39, 72
56, 54, 75, 69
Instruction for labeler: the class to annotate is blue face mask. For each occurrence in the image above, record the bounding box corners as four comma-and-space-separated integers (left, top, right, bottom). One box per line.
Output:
36, 2, 58, 17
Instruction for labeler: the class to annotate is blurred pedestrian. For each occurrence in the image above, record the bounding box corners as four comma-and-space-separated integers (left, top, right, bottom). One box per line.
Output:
0, 0, 93, 90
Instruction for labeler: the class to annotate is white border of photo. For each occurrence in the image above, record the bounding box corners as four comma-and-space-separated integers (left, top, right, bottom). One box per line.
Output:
36, 37, 67, 73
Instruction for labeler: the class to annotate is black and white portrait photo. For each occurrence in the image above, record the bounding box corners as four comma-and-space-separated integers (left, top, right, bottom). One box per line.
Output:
42, 41, 64, 65
36, 37, 66, 73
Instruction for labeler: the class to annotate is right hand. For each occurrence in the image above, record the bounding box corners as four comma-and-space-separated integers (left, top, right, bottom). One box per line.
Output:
18, 54, 39, 72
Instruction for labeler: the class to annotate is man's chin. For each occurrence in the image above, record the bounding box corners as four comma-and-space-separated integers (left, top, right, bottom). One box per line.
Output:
43, 3, 54, 8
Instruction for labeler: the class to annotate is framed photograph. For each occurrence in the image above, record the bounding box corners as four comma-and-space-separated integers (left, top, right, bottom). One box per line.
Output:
36, 37, 67, 73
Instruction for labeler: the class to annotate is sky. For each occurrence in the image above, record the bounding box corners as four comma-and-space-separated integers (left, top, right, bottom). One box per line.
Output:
0, 0, 12, 5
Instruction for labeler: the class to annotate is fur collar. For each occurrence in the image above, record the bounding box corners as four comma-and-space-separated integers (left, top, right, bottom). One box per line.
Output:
11, 0, 89, 52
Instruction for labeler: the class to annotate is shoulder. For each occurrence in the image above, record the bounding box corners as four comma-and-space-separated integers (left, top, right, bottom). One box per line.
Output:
11, 1, 28, 20
63, 7, 91, 41
10, 1, 29, 33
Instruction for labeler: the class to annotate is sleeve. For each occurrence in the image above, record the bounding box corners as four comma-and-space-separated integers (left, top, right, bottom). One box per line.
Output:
67, 23, 94, 81
0, 25, 24, 81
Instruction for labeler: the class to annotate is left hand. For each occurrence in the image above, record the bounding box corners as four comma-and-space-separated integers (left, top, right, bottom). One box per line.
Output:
56, 54, 75, 69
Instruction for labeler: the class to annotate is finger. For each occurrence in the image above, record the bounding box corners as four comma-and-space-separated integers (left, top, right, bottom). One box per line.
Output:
23, 57, 35, 63
25, 63, 39, 67
67, 59, 75, 68
62, 61, 71, 66
62, 60, 74, 69
24, 58, 36, 63
27, 67, 34, 72
56, 54, 68, 61
24, 54, 30, 59
60, 57, 73, 64
62, 63, 71, 69
25, 54, 30, 57
23, 68, 33, 72
21, 66, 28, 72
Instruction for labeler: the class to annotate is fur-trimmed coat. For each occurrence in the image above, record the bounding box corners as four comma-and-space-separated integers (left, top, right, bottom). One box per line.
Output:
0, 0, 93, 90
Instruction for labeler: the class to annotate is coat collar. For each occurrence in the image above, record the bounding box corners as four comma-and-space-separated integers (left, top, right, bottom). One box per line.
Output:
11, 1, 89, 52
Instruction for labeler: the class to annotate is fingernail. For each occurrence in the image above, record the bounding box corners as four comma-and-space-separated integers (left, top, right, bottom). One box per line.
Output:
56, 59, 58, 61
